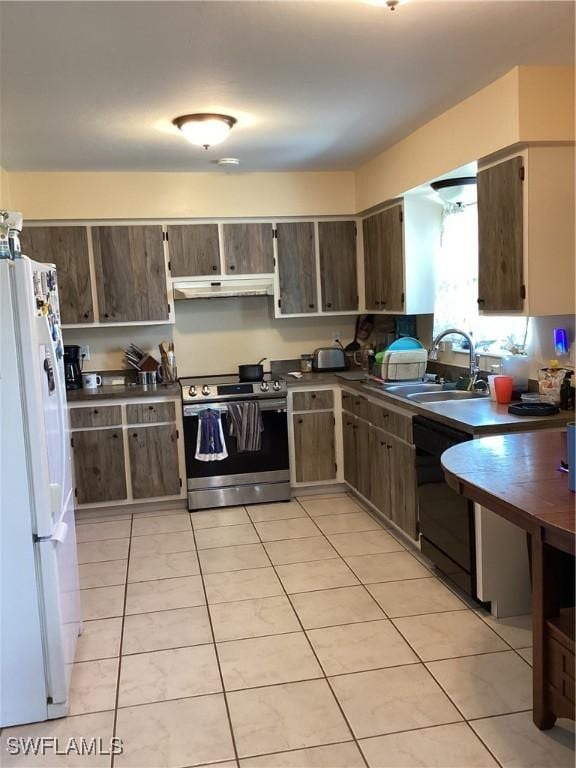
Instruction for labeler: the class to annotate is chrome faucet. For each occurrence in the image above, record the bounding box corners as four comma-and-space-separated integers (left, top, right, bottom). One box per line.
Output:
429, 328, 482, 388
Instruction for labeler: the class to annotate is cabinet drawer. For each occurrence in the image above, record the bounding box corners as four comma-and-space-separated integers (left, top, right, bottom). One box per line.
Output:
292, 390, 334, 411
342, 391, 369, 419
126, 401, 176, 424
368, 401, 412, 443
70, 405, 122, 429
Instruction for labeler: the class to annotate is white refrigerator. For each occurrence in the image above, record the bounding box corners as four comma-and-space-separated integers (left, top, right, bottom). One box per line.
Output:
0, 256, 81, 727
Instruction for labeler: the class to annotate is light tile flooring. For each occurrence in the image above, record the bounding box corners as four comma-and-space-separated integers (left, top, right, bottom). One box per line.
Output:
2, 492, 575, 767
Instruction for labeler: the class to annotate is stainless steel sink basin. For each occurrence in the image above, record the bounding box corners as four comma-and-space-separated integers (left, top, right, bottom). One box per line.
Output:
407, 390, 489, 403
383, 383, 443, 396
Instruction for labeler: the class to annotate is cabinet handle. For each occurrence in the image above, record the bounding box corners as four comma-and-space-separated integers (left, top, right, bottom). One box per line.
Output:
112, 433, 118, 439
386, 444, 392, 450
132, 432, 138, 438
148, 405, 154, 410
298, 418, 303, 424
380, 441, 385, 446
83, 312, 89, 319
326, 302, 332, 308
311, 393, 316, 399
93, 409, 99, 415
212, 265, 218, 271
229, 265, 236, 271
104, 313, 110, 318
308, 304, 315, 309
477, 298, 485, 304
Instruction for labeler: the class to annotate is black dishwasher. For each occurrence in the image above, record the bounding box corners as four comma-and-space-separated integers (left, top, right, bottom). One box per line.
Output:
414, 416, 477, 599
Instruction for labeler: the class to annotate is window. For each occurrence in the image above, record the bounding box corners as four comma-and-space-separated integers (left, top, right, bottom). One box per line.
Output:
432, 204, 529, 355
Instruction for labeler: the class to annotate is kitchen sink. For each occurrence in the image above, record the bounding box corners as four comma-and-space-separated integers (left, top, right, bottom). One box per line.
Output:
407, 390, 489, 403
383, 383, 444, 396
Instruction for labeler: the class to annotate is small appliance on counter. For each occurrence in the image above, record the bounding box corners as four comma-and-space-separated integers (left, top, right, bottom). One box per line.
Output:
312, 346, 348, 373
63, 344, 83, 389
376, 337, 428, 381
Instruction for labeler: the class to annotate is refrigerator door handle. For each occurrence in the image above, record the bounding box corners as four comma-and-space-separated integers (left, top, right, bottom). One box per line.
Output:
51, 521, 68, 545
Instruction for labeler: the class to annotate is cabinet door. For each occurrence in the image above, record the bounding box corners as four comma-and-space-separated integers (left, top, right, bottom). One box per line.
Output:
128, 424, 181, 499
73, 429, 127, 505
369, 427, 391, 519
19, 226, 93, 324
342, 412, 357, 488
167, 224, 220, 277
379, 204, 405, 312
477, 157, 524, 311
276, 222, 317, 314
293, 412, 336, 483
92, 226, 168, 322
389, 437, 417, 539
355, 419, 371, 500
318, 221, 358, 312
362, 206, 404, 312
222, 223, 274, 274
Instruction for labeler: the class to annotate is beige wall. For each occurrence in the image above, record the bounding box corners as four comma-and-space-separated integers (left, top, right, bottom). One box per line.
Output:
7, 171, 355, 221
354, 66, 575, 212
64, 298, 358, 377
0, 167, 11, 208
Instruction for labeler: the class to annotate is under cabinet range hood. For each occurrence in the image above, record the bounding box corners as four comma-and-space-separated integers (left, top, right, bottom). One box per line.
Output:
173, 277, 274, 301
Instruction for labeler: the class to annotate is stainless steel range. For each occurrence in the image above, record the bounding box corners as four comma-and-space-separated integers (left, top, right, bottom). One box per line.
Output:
180, 374, 290, 510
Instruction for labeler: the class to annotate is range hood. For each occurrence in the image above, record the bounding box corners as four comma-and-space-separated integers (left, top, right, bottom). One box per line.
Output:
173, 277, 274, 301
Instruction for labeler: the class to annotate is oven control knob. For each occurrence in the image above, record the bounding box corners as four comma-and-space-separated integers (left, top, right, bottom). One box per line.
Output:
272, 380, 282, 391
260, 381, 269, 392
188, 385, 197, 397
201, 385, 211, 396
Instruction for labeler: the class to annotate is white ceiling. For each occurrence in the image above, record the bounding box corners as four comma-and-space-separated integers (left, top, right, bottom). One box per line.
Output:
0, 1, 573, 172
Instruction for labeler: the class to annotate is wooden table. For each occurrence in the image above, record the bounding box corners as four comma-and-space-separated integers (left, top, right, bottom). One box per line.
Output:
442, 429, 575, 730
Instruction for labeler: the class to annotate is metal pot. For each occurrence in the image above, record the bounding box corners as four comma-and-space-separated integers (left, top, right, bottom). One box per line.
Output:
238, 358, 267, 382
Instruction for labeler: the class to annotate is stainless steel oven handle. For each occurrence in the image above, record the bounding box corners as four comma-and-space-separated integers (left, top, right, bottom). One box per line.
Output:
183, 399, 287, 417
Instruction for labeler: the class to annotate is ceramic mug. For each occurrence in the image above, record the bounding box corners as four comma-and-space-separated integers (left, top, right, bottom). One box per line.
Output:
82, 372, 102, 389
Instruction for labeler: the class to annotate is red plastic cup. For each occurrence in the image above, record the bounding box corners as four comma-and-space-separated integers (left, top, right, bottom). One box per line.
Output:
493, 375, 514, 405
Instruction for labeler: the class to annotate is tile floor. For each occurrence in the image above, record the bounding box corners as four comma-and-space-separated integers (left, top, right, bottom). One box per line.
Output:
1, 492, 574, 768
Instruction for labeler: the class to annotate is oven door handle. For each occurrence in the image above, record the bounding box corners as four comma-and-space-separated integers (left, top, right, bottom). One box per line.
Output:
184, 399, 287, 417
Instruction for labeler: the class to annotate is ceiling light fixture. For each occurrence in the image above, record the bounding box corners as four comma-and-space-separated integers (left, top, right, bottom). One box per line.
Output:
386, 0, 399, 9
173, 113, 237, 150
217, 157, 240, 166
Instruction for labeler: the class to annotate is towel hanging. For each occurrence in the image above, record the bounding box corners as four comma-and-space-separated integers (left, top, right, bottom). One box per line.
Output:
228, 401, 263, 452
195, 409, 228, 462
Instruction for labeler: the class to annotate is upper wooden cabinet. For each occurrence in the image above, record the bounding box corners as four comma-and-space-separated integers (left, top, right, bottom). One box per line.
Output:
20, 226, 94, 324
276, 221, 317, 315
222, 223, 274, 274
92, 225, 170, 323
362, 197, 441, 315
318, 221, 358, 312
477, 157, 524, 312
363, 205, 404, 312
167, 224, 220, 277
477, 145, 575, 316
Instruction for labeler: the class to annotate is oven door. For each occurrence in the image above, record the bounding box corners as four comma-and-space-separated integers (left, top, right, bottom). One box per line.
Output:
183, 398, 289, 489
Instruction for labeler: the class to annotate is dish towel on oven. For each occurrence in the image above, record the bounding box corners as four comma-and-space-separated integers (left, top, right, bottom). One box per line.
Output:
195, 409, 228, 461
228, 401, 263, 452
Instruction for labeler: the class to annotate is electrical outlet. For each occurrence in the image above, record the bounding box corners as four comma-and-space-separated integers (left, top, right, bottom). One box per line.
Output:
331, 331, 341, 345
79, 344, 90, 361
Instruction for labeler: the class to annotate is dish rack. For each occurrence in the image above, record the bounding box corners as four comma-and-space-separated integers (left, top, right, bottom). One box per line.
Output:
377, 340, 428, 382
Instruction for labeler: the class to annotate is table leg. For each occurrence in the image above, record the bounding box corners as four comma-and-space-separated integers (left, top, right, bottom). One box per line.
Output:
532, 529, 558, 730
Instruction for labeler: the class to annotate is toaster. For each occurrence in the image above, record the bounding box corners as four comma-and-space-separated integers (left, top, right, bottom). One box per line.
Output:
312, 347, 348, 372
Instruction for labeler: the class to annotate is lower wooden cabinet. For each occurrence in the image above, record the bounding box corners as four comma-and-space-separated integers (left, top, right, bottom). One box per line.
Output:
369, 426, 392, 520
342, 394, 418, 540
71, 398, 184, 507
292, 411, 336, 483
128, 424, 181, 499
388, 437, 417, 538
72, 428, 127, 505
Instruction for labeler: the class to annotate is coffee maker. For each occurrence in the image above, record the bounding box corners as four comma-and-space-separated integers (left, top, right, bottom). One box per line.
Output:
64, 345, 82, 390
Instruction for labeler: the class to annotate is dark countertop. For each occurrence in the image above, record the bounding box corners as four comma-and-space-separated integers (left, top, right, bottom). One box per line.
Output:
66, 383, 181, 403
285, 371, 573, 435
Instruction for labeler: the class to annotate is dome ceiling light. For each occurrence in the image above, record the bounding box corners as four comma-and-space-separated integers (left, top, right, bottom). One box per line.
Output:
173, 113, 237, 150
